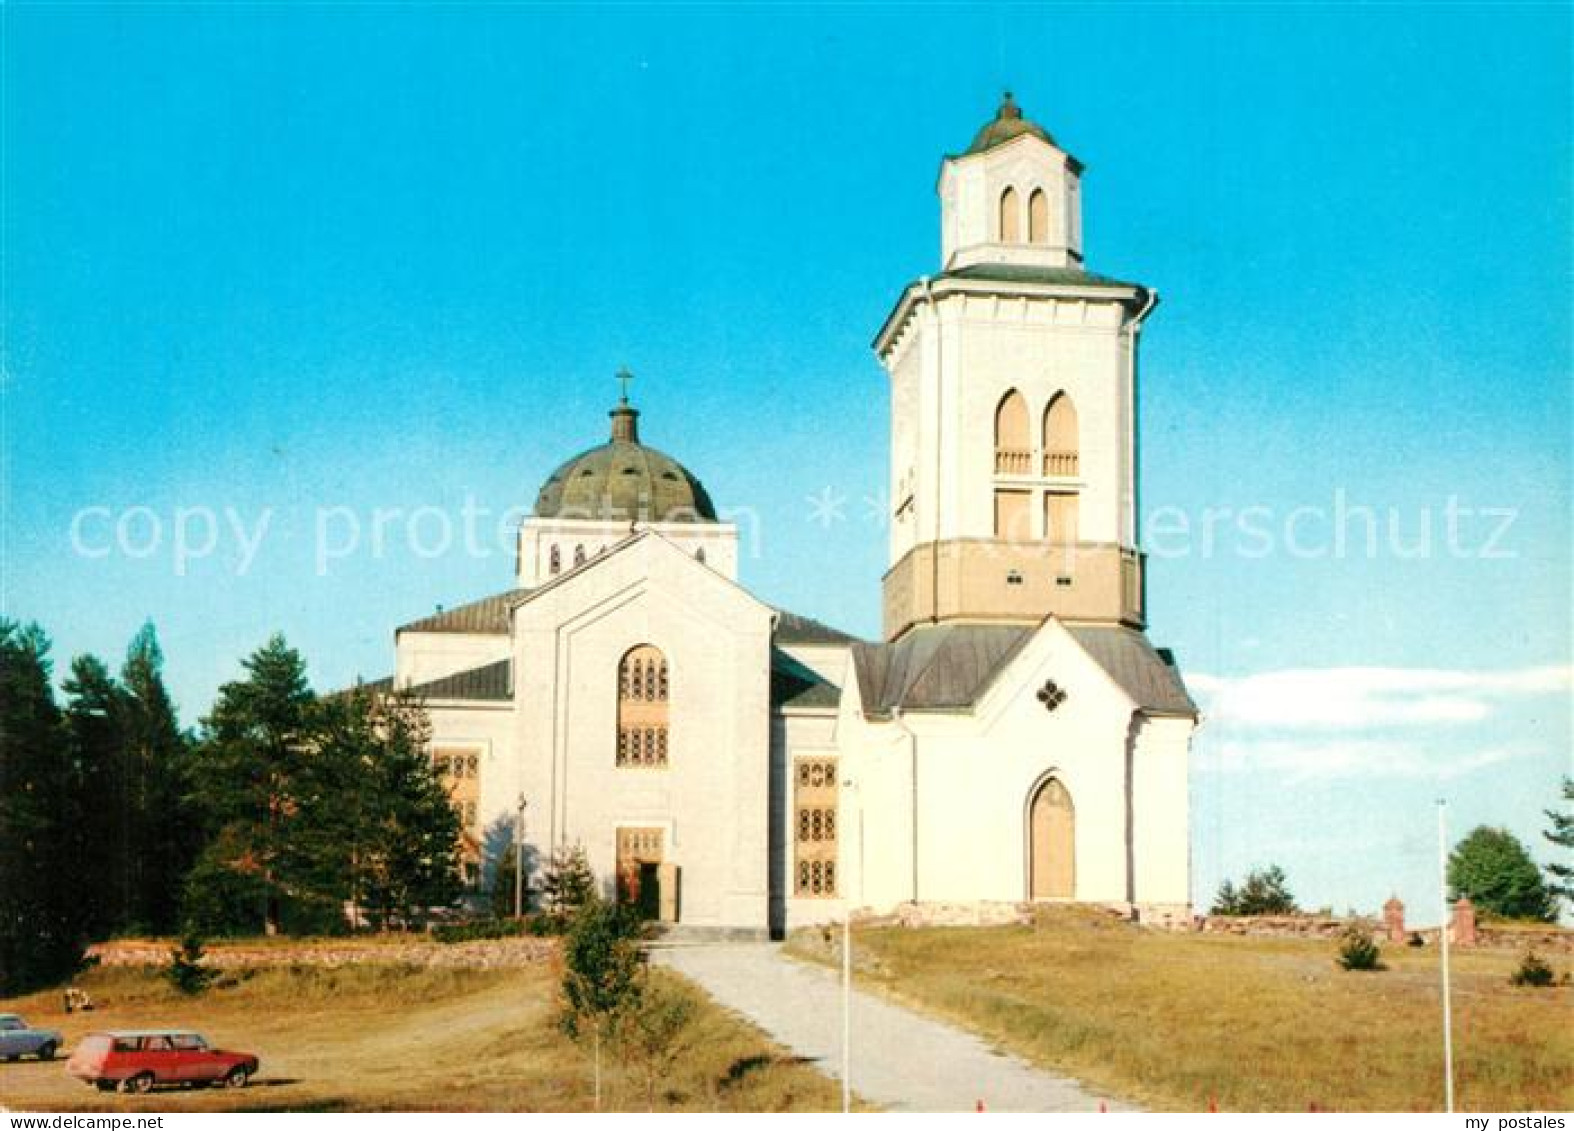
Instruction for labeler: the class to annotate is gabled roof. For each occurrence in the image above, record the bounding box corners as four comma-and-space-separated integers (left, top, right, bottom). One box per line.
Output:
770, 648, 841, 712
852, 624, 1034, 716
407, 659, 512, 703
1064, 624, 1197, 718
397, 590, 526, 636
774, 609, 861, 646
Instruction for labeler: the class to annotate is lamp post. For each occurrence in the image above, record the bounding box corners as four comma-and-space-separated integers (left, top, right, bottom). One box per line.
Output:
1437, 799, 1455, 1113
514, 794, 527, 919
840, 774, 864, 1114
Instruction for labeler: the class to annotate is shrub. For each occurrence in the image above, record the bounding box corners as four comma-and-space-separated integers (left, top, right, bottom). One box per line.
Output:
432, 914, 561, 943
1212, 865, 1299, 916
165, 934, 219, 995
1336, 925, 1384, 972
1509, 950, 1555, 988
540, 843, 597, 921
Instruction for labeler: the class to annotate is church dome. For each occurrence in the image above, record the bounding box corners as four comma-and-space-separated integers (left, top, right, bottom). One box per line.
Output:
533, 398, 719, 523
965, 92, 1057, 155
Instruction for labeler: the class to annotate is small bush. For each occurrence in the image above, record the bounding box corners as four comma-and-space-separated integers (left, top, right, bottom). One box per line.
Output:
165, 935, 219, 995
1336, 925, 1384, 972
432, 915, 560, 943
1509, 949, 1555, 987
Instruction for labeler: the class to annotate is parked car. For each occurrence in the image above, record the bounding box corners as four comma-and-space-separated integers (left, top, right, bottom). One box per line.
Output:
0, 1014, 62, 1061
66, 1030, 259, 1093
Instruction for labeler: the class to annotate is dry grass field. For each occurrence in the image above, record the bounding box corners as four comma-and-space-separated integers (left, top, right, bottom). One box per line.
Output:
788, 907, 1573, 1113
0, 959, 843, 1112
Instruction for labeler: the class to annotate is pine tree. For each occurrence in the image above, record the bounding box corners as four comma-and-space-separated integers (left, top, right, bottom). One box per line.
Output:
1543, 777, 1573, 907
293, 689, 460, 929
1449, 826, 1555, 922
192, 634, 316, 935
121, 623, 197, 934
0, 621, 88, 992
61, 655, 132, 939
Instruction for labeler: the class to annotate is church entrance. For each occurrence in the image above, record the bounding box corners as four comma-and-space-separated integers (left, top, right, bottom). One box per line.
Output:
1028, 778, 1075, 899
616, 826, 668, 921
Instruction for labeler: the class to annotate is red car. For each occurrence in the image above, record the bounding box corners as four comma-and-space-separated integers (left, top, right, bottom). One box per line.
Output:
66, 1030, 259, 1093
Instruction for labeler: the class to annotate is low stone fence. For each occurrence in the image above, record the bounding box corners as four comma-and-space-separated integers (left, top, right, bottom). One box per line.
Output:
87, 936, 558, 970
1198, 915, 1369, 940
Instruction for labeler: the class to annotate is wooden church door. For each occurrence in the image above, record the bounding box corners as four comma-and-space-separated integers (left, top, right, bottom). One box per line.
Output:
1029, 778, 1075, 899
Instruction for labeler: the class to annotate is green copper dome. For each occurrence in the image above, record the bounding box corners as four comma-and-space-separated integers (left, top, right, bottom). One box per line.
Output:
965, 92, 1057, 155
533, 401, 718, 524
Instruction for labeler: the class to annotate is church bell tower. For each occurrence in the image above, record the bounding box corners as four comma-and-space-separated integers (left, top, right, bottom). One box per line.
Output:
873, 94, 1158, 642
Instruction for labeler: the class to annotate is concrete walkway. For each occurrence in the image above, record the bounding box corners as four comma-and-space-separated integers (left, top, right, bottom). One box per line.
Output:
653, 942, 1133, 1113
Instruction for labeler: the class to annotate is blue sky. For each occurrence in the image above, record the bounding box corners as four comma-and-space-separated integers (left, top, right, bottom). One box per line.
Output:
5, 3, 1570, 918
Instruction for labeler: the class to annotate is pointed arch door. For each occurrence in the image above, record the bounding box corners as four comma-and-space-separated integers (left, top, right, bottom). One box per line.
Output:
1029, 778, 1075, 899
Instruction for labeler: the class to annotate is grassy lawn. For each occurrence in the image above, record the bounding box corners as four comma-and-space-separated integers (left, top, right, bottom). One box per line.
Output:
788, 907, 1573, 1113
0, 959, 843, 1112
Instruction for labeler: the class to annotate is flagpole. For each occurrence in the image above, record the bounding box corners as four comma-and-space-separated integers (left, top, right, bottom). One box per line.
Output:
1437, 799, 1455, 1113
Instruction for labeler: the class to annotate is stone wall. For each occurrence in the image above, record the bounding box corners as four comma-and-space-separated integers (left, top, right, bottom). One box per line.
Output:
87, 937, 557, 970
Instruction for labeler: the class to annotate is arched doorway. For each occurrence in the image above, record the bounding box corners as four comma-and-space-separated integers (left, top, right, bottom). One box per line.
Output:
1028, 777, 1075, 899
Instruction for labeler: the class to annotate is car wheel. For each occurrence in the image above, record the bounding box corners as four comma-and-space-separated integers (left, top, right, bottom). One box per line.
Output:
35, 1042, 56, 1061
95, 1080, 117, 1092
123, 1073, 155, 1095
223, 1066, 250, 1089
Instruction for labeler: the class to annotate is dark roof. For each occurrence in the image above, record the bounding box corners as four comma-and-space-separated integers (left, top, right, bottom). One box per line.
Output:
534, 401, 718, 523
773, 609, 861, 646
959, 92, 1059, 157
407, 659, 512, 702
940, 263, 1143, 292
770, 648, 841, 712
1064, 625, 1197, 718
398, 590, 525, 635
852, 624, 1034, 715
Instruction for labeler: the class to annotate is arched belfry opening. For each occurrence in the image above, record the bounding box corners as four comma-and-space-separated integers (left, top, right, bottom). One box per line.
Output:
999, 186, 1020, 242
1028, 776, 1075, 899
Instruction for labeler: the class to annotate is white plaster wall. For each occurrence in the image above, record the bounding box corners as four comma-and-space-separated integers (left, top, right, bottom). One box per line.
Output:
940, 136, 1082, 270
833, 620, 1179, 913
775, 641, 852, 689
510, 534, 773, 929
395, 632, 511, 688
517, 518, 739, 588
1130, 713, 1194, 910
949, 294, 1131, 545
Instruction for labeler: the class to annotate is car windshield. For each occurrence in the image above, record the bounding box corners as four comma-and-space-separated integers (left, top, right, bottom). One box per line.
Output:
0, 1020, 22, 1031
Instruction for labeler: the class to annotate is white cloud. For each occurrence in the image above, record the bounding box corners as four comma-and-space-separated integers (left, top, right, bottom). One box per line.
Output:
1195, 736, 1518, 782
1187, 664, 1572, 731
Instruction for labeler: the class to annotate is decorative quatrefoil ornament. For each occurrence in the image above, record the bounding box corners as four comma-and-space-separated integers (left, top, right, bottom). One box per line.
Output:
1036, 679, 1068, 712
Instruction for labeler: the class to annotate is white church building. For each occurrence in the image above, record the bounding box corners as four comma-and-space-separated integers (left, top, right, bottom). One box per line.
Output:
368, 95, 1197, 934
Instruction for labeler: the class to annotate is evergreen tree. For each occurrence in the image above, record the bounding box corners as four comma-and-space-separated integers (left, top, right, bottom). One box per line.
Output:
191, 635, 315, 935
121, 623, 197, 934
1449, 826, 1555, 922
1211, 865, 1298, 916
1543, 777, 1573, 907
291, 689, 460, 929
0, 621, 88, 992
61, 655, 132, 939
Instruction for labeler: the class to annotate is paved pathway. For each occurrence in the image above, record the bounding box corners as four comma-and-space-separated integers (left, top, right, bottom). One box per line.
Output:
653, 942, 1134, 1113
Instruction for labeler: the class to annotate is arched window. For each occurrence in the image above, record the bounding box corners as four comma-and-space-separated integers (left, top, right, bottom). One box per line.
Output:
994, 389, 1030, 474
1043, 392, 1079, 477
999, 186, 1020, 242
616, 644, 669, 768
1028, 188, 1049, 244
573, 544, 587, 567
549, 545, 561, 575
